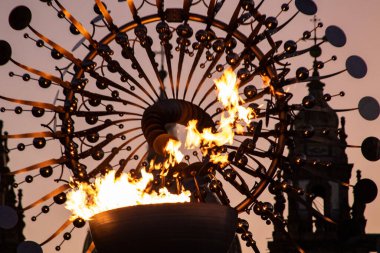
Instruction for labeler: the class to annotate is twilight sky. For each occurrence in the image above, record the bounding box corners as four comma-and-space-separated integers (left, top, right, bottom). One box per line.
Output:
0, 1, 379, 253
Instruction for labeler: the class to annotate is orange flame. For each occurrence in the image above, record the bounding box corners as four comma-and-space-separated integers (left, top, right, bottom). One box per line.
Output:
261, 74, 285, 97
65, 69, 265, 219
65, 170, 191, 220
163, 138, 184, 169
184, 68, 256, 165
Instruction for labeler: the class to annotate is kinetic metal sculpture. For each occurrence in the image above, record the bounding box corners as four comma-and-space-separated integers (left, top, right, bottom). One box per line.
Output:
0, 0, 378, 252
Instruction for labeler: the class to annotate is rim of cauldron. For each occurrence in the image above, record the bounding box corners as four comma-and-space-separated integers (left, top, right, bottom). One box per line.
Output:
89, 202, 238, 253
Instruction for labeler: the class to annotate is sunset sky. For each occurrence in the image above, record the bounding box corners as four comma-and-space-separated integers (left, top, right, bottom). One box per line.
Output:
0, 1, 379, 253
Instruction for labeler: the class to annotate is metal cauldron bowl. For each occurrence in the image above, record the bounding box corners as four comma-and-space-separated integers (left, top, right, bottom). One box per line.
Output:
89, 203, 237, 253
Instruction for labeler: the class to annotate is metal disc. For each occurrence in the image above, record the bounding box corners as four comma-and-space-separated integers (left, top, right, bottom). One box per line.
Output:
9, 6, 32, 30
0, 40, 12, 66
295, 0, 318, 16
361, 136, 380, 161
346, 55, 367, 79
17, 241, 43, 253
0, 205, 18, 229
354, 178, 378, 204
358, 96, 379, 121
325, 26, 346, 47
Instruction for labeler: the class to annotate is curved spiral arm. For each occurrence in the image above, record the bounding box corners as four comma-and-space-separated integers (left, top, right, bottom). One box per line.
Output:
0, 0, 378, 252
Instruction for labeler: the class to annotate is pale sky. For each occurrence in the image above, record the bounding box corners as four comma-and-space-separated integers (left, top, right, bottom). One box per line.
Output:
0, 1, 379, 253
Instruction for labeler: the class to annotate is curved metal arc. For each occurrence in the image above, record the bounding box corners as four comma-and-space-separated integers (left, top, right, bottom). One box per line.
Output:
80, 90, 138, 108
73, 118, 138, 138
94, 0, 116, 31
10, 59, 70, 89
183, 0, 192, 14
4, 131, 62, 139
127, 0, 139, 21
74, 110, 142, 117
192, 51, 224, 104
54, 0, 97, 46
78, 127, 141, 159
283, 69, 346, 86
116, 140, 147, 175
89, 72, 151, 107
176, 45, 186, 99
235, 102, 288, 213
23, 184, 70, 211
85, 242, 96, 253
8, 157, 67, 175
164, 44, 175, 98
0, 95, 64, 113
183, 45, 204, 100
28, 25, 82, 66
142, 43, 168, 99
276, 41, 325, 62
40, 218, 73, 246
88, 133, 144, 177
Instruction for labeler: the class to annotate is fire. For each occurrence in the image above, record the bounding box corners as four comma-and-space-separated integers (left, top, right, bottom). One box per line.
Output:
261, 74, 285, 97
163, 138, 184, 169
65, 69, 265, 219
184, 68, 256, 165
65, 170, 191, 220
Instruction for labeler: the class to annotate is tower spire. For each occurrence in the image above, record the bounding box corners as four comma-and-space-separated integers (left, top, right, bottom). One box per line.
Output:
0, 120, 25, 252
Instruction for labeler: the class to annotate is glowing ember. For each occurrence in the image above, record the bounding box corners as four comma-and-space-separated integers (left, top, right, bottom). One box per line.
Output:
65, 170, 191, 220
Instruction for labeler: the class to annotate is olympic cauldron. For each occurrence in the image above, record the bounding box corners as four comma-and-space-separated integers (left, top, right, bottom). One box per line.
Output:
89, 203, 237, 253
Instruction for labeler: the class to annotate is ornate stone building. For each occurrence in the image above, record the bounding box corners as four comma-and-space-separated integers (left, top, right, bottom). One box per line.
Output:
0, 121, 25, 253
268, 72, 380, 253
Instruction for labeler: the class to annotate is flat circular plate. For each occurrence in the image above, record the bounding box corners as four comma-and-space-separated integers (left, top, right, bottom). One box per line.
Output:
0, 205, 18, 229
325, 26, 346, 47
17, 241, 43, 253
0, 40, 12, 65
354, 178, 378, 204
346, 55, 367, 79
361, 136, 380, 161
9, 5, 32, 30
295, 0, 318, 16
359, 96, 379, 121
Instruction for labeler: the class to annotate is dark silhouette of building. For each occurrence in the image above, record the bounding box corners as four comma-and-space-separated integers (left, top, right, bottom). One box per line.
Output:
268, 71, 380, 253
0, 121, 25, 253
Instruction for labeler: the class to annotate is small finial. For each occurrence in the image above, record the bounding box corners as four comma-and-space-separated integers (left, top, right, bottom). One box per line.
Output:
17, 189, 23, 209
356, 170, 362, 182
4, 131, 9, 153
339, 117, 348, 146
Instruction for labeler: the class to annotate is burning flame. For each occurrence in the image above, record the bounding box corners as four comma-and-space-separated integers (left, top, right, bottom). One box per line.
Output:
65, 69, 265, 219
66, 170, 191, 220
184, 68, 256, 165
261, 74, 285, 97
163, 138, 184, 169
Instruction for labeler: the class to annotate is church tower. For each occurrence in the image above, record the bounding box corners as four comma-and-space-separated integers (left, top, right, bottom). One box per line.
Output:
281, 72, 355, 252
268, 51, 380, 253
0, 120, 25, 253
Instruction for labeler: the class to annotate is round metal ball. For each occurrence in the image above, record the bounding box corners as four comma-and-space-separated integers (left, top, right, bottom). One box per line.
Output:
296, 67, 309, 81
53, 192, 67, 205
9, 6, 32, 30
33, 138, 46, 149
40, 166, 53, 178
0, 40, 12, 65
38, 77, 52, 88
31, 107, 45, 118
302, 95, 315, 109
284, 40, 297, 54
